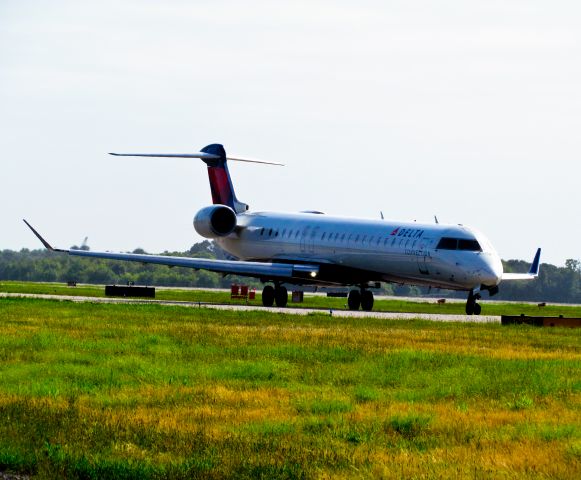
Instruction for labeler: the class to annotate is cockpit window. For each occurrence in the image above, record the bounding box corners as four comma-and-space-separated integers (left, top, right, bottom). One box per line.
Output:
437, 237, 481, 252
436, 237, 458, 250
458, 239, 482, 251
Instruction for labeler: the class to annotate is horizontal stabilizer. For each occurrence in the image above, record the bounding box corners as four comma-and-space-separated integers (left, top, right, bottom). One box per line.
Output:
109, 152, 284, 166
226, 156, 284, 166
502, 248, 541, 281
109, 152, 220, 160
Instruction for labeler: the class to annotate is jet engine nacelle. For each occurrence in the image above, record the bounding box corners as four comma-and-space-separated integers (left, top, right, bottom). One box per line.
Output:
193, 205, 237, 238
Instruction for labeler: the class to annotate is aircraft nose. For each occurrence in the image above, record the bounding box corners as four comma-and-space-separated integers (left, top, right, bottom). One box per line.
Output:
479, 255, 502, 286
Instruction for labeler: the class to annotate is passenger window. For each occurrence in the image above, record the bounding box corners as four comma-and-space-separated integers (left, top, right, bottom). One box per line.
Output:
282, 229, 286, 237
341, 234, 345, 241
321, 232, 326, 240
269, 229, 273, 236
260, 228, 264, 236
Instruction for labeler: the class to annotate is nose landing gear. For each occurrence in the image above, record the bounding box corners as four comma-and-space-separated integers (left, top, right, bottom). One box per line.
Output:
465, 291, 482, 315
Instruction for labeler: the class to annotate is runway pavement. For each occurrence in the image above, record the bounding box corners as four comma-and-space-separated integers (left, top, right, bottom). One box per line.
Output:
1, 292, 501, 323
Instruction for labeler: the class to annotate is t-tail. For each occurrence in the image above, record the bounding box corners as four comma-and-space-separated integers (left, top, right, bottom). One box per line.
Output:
109, 143, 283, 214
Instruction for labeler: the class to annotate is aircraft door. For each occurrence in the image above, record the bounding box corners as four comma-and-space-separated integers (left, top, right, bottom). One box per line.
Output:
417, 238, 432, 275
418, 254, 429, 275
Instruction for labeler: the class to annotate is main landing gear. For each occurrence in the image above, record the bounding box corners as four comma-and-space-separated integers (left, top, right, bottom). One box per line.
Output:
348, 288, 374, 311
465, 290, 482, 315
262, 284, 288, 308
262, 284, 375, 311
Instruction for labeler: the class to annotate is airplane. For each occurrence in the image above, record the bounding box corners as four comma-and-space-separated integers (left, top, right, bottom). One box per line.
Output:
24, 143, 541, 315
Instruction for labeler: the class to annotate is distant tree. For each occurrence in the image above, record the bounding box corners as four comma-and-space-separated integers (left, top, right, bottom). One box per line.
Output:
188, 240, 215, 258
565, 259, 580, 273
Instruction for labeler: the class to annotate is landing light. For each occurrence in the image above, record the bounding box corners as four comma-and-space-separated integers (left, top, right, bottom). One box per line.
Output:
310, 271, 317, 278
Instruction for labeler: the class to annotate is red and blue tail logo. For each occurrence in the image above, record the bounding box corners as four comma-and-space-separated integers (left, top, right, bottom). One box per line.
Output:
200, 144, 248, 213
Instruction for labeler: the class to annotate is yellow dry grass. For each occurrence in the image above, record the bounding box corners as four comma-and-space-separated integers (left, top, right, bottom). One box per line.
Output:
175, 321, 581, 361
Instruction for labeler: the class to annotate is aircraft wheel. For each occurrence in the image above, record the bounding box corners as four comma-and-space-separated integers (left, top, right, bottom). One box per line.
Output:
348, 290, 361, 310
274, 286, 288, 308
361, 290, 374, 311
262, 285, 275, 307
465, 301, 474, 315
465, 290, 482, 315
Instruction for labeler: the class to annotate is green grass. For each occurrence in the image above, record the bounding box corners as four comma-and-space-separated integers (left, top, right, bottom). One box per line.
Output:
3, 280, 581, 317
0, 297, 580, 478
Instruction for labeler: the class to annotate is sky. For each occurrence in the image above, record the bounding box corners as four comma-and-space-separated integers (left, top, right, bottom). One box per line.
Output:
1, 0, 579, 266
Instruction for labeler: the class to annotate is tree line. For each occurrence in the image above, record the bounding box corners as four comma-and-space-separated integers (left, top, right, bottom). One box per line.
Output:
1, 241, 579, 303
0, 241, 239, 289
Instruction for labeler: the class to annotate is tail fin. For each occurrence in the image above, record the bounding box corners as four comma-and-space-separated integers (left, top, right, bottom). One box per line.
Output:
200, 144, 248, 213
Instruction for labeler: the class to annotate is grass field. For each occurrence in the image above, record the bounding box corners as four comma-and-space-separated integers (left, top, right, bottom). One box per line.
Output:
0, 296, 580, 479
3, 280, 581, 317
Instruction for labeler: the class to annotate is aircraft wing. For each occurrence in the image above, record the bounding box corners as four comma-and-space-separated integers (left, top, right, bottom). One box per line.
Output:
501, 248, 541, 281
23, 220, 319, 281
67, 249, 319, 280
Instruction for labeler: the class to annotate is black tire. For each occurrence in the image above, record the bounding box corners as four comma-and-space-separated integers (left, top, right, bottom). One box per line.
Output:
465, 301, 474, 315
262, 285, 275, 307
274, 286, 288, 308
473, 303, 482, 315
347, 290, 361, 310
361, 290, 374, 311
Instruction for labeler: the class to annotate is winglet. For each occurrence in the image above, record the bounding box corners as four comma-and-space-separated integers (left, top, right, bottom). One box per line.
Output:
22, 219, 66, 252
529, 248, 541, 276
501, 247, 542, 281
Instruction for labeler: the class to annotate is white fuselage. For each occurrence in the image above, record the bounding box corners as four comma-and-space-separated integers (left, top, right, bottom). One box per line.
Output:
217, 211, 503, 291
